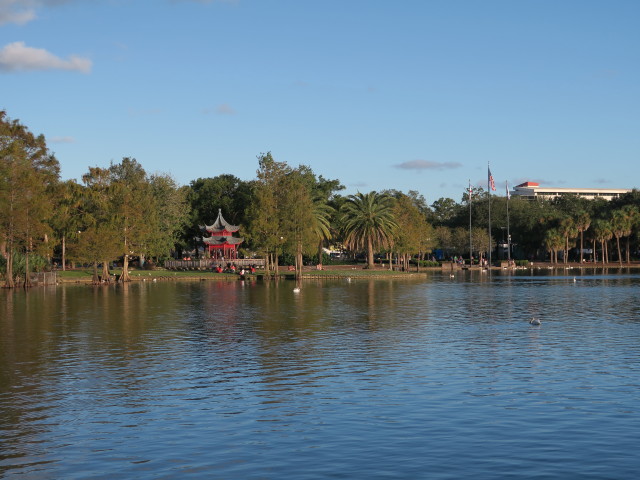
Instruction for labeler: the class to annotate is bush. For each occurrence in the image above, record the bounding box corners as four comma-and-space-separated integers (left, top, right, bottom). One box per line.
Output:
515, 260, 530, 267
417, 260, 440, 267
0, 252, 49, 275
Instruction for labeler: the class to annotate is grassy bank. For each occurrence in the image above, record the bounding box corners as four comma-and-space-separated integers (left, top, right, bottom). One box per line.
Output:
56, 265, 432, 283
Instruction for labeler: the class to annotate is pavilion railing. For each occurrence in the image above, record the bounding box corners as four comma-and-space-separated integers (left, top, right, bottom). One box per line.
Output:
164, 258, 265, 270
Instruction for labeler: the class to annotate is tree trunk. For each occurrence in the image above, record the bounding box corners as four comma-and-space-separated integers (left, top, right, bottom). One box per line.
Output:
616, 236, 623, 266
24, 249, 31, 288
62, 235, 66, 271
626, 237, 631, 264
120, 254, 131, 282
274, 253, 279, 279
295, 242, 302, 279
317, 240, 324, 269
580, 231, 584, 264
92, 261, 100, 284
366, 237, 374, 269
4, 250, 15, 288
102, 261, 111, 283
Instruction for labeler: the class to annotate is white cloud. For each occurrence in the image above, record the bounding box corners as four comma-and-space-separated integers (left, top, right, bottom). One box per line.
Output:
394, 160, 462, 171
0, 1, 79, 26
0, 0, 35, 25
0, 41, 91, 73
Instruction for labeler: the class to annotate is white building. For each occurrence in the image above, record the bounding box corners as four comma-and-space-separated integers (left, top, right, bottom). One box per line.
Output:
511, 182, 631, 201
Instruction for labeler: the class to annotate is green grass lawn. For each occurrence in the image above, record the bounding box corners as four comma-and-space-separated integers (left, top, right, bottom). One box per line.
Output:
55, 265, 429, 283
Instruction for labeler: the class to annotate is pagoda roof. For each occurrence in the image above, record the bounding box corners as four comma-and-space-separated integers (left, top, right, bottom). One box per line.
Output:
202, 209, 240, 233
202, 235, 244, 246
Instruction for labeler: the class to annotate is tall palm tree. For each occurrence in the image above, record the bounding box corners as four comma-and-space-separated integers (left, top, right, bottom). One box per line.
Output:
621, 205, 639, 264
311, 200, 334, 269
592, 219, 613, 265
575, 212, 591, 264
610, 209, 631, 266
544, 229, 564, 264
340, 192, 398, 269
558, 217, 577, 264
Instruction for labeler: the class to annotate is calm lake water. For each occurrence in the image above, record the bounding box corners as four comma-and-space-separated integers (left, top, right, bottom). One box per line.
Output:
1, 270, 639, 479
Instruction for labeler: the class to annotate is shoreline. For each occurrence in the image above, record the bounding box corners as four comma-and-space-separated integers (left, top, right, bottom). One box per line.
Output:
50, 262, 640, 285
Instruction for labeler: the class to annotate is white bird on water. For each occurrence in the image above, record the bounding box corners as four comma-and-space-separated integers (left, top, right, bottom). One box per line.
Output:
293, 286, 301, 293
529, 317, 541, 326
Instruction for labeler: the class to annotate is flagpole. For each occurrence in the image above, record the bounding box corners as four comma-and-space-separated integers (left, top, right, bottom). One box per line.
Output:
469, 179, 472, 266
487, 163, 492, 269
506, 180, 511, 263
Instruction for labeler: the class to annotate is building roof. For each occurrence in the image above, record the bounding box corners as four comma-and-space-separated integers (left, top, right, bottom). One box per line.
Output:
202, 208, 240, 233
511, 182, 631, 201
202, 235, 244, 246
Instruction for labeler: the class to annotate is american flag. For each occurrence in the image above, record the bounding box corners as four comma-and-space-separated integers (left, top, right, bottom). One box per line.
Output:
488, 168, 496, 191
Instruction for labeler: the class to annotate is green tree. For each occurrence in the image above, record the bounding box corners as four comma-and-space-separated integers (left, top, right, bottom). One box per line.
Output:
246, 152, 292, 277
147, 174, 190, 264
621, 205, 640, 264
73, 167, 121, 283
280, 170, 316, 279
50, 179, 85, 271
108, 158, 157, 282
592, 219, 612, 264
392, 193, 434, 271
610, 209, 631, 266
544, 229, 564, 264
340, 191, 397, 269
185, 174, 251, 252
0, 111, 59, 287
575, 212, 591, 264
558, 217, 578, 264
430, 197, 460, 225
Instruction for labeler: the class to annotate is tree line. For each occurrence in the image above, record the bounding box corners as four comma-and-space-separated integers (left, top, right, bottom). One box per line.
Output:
2, 111, 640, 287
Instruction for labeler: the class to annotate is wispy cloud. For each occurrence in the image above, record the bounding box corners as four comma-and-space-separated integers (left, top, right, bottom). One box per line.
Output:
394, 160, 462, 171
0, 41, 91, 73
594, 178, 611, 184
0, 0, 35, 25
0, 0, 77, 26
203, 103, 236, 115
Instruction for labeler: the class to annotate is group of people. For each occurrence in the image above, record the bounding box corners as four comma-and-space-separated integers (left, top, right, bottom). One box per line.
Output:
213, 263, 256, 276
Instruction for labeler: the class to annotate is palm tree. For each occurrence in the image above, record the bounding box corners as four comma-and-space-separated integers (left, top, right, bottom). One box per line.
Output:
592, 219, 613, 265
610, 209, 631, 266
340, 192, 398, 269
311, 200, 334, 269
575, 212, 591, 264
544, 229, 564, 264
558, 217, 577, 264
621, 205, 639, 264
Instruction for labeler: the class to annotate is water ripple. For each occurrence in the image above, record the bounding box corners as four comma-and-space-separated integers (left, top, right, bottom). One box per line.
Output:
1, 275, 640, 478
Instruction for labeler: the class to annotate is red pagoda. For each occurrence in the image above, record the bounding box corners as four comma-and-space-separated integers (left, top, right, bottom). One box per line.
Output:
201, 209, 244, 259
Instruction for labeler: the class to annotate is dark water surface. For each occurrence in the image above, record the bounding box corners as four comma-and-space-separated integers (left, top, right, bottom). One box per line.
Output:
1, 270, 639, 479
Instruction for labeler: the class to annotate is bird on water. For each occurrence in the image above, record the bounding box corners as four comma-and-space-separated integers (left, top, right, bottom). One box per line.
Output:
529, 317, 541, 325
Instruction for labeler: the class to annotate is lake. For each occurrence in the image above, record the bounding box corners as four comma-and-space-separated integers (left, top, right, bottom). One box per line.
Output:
1, 270, 639, 479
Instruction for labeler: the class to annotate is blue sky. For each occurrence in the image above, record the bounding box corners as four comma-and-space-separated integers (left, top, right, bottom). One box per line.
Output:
1, 0, 639, 204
